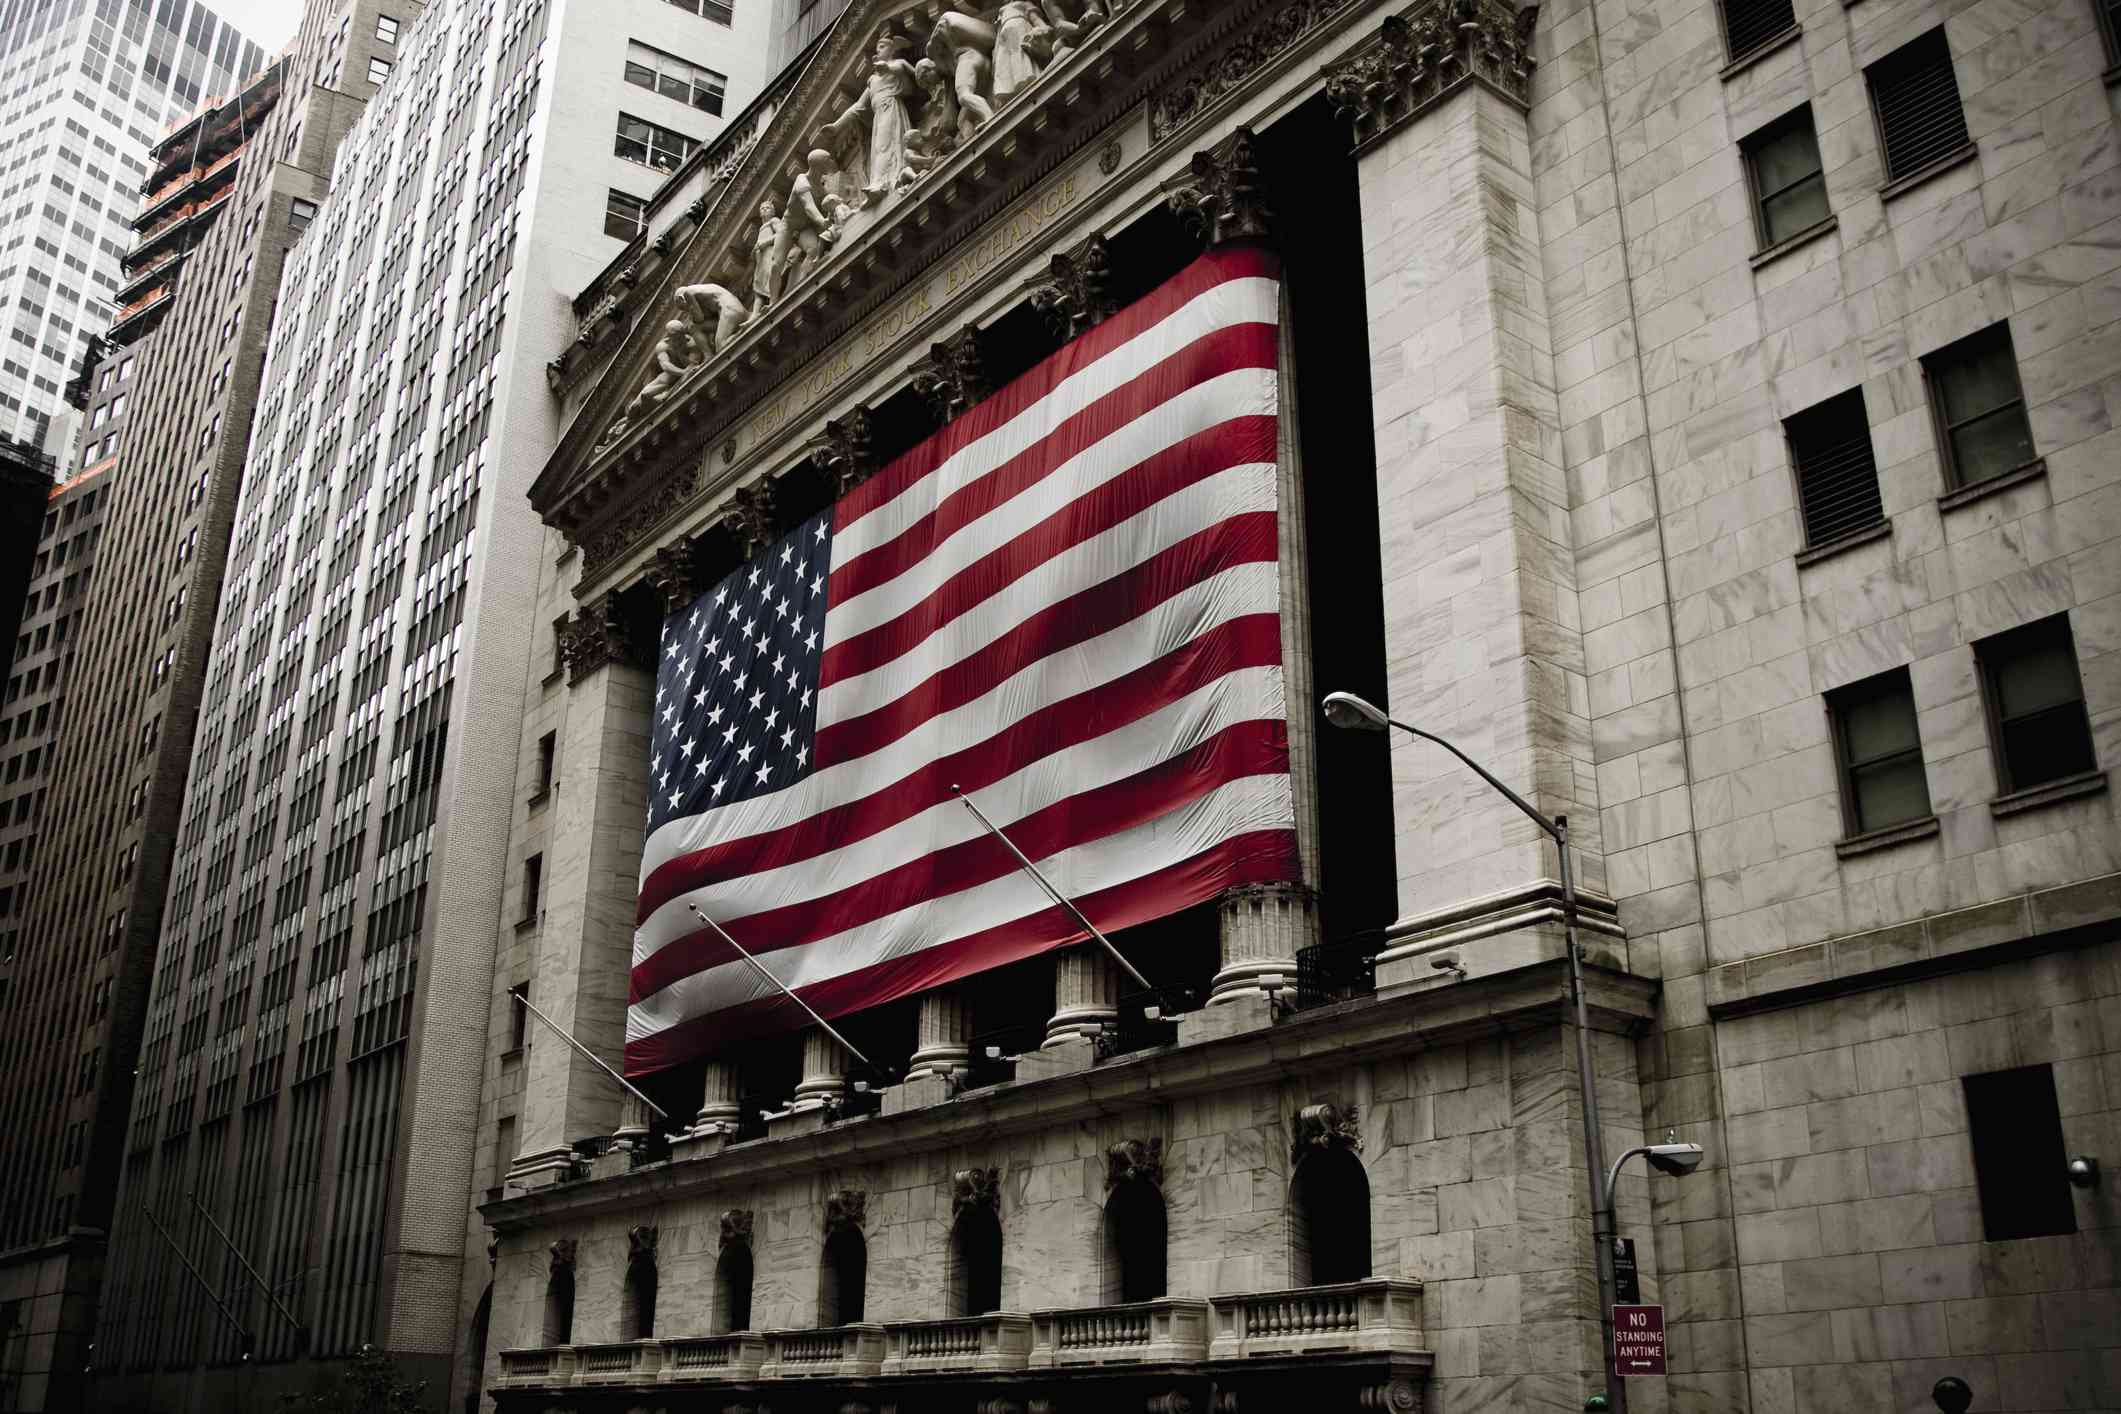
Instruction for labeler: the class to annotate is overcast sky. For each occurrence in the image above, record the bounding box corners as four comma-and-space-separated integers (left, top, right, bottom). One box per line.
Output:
212, 0, 301, 53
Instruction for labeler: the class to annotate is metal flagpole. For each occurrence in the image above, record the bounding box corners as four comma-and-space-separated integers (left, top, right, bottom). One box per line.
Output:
510, 991, 671, 1121
950, 786, 1155, 994
187, 1193, 306, 1343
141, 1207, 251, 1359
683, 902, 885, 1075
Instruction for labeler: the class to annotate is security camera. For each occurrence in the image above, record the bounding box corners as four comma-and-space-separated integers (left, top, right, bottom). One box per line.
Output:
2067, 1155, 2099, 1188
1430, 952, 1466, 977
1141, 1005, 1162, 1022
1644, 1142, 1704, 1176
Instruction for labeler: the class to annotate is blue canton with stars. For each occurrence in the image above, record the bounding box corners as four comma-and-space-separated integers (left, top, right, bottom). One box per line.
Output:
648, 508, 833, 834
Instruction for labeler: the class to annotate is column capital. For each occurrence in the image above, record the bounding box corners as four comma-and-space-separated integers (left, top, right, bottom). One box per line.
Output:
909, 325, 989, 427
803, 404, 877, 499
1025, 234, 1117, 343
721, 478, 778, 561
1323, 0, 1540, 150
644, 541, 704, 615
1164, 126, 1271, 249
560, 591, 643, 684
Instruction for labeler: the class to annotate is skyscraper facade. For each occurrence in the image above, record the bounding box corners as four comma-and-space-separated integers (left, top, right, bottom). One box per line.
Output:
0, 0, 264, 456
86, 0, 775, 1406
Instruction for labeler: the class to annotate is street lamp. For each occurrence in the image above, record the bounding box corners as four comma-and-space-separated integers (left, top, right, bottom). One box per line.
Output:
1322, 689, 1642, 1411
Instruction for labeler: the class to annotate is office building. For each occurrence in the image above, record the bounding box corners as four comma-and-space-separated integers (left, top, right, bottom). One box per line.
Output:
86, 0, 776, 1407
0, 0, 264, 457
476, 0, 2121, 1410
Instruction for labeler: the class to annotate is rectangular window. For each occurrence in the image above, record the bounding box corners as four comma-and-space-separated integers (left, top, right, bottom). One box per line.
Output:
288, 197, 316, 234
623, 40, 727, 115
1977, 615, 2097, 794
615, 112, 700, 172
1828, 669, 1932, 836
536, 731, 556, 796
2099, 0, 2121, 65
507, 984, 529, 1051
1787, 388, 1883, 550
1963, 1065, 2076, 1240
665, 0, 735, 24
1924, 322, 2037, 489
605, 187, 647, 242
376, 14, 399, 43
366, 56, 393, 85
520, 853, 543, 924
1866, 29, 1971, 183
1718, 0, 1794, 58
550, 615, 568, 679
1742, 106, 1830, 248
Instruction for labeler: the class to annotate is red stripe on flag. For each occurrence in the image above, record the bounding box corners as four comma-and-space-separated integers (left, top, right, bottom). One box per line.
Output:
630, 717, 1290, 1004
636, 613, 1284, 922
832, 245, 1283, 533
817, 512, 1278, 760
624, 827, 1299, 1075
821, 412, 1275, 687
826, 324, 1276, 610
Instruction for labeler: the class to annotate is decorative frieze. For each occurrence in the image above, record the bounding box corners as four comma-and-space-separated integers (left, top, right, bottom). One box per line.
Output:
1164, 128, 1271, 249
560, 593, 638, 684
825, 1189, 868, 1234
1149, 0, 1360, 142
579, 459, 706, 584
910, 325, 990, 427
1105, 1136, 1164, 1190
1289, 1101, 1362, 1164
1026, 234, 1116, 342
1323, 0, 1539, 149
953, 1165, 1003, 1219
720, 1208, 754, 1250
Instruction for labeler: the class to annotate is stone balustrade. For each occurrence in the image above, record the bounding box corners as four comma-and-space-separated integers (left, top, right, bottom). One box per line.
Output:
492, 1280, 1424, 1391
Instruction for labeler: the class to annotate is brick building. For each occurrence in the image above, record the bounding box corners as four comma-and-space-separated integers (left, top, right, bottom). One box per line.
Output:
472, 0, 2121, 1409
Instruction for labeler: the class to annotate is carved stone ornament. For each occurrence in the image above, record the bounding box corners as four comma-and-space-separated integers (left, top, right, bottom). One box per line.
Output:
1149, 0, 1359, 142
952, 1165, 1002, 1218
1106, 1136, 1164, 1190
825, 1188, 868, 1234
486, 1232, 499, 1267
1289, 1101, 1362, 1164
1359, 1378, 1423, 1412
1163, 127, 1270, 249
561, 593, 638, 684
548, 1237, 578, 1273
628, 1225, 660, 1263
580, 461, 706, 583
1145, 1394, 1194, 1414
909, 325, 990, 426
721, 480, 778, 561
1027, 233, 1116, 343
720, 1208, 755, 1250
1323, 0, 1539, 149
645, 542, 702, 614
804, 406, 876, 499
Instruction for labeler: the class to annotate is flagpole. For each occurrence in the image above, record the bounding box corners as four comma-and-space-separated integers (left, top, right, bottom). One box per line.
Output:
511, 991, 671, 1121
950, 786, 1156, 994
683, 902, 885, 1075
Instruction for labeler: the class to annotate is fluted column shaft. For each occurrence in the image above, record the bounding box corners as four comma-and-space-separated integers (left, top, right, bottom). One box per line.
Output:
906, 988, 971, 1079
1045, 947, 1119, 1047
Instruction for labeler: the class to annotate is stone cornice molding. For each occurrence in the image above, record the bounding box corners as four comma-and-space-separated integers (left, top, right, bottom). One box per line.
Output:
1148, 0, 1364, 142
1163, 126, 1271, 248
1024, 232, 1116, 341
1322, 0, 1539, 150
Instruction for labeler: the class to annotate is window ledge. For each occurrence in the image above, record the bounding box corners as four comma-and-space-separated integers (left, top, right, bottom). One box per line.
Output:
1991, 770, 2107, 818
1750, 214, 1840, 270
541, 667, 565, 689
2106, 62, 2121, 88
1721, 24, 1803, 80
1795, 518, 1892, 568
514, 914, 541, 935
1835, 815, 1940, 858
1937, 458, 2046, 512
501, 1046, 524, 1064
527, 788, 551, 811
1879, 143, 1979, 202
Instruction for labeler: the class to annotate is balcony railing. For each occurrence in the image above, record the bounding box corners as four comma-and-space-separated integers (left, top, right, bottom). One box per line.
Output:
493, 1280, 1424, 1391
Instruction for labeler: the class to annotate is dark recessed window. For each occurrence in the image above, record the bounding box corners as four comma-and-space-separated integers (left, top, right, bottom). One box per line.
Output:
1963, 1065, 2077, 1240
520, 853, 543, 925
535, 731, 556, 796
605, 188, 647, 242
1924, 322, 2037, 489
1828, 668, 1931, 835
1866, 29, 1971, 183
550, 614, 568, 678
508, 982, 529, 1051
1719, 0, 1796, 61
1787, 388, 1882, 550
1977, 615, 2097, 793
1743, 106, 1830, 247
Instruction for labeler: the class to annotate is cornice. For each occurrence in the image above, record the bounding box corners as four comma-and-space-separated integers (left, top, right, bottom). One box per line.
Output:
1322, 0, 1539, 150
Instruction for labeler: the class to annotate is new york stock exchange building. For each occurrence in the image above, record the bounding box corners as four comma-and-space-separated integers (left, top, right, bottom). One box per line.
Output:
469, 0, 2121, 1405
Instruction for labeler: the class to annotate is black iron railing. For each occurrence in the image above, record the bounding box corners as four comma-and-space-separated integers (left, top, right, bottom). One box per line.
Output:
1295, 934, 1378, 1010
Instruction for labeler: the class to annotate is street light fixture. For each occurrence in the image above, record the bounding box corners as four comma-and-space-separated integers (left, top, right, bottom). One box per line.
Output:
1322, 689, 1648, 1412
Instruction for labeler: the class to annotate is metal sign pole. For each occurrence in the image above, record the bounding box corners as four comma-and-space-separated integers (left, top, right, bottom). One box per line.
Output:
511, 992, 671, 1121
141, 1207, 251, 1359
186, 1192, 306, 1342
683, 903, 884, 1075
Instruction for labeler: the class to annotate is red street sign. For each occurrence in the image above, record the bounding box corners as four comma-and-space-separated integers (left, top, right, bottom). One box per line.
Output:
1613, 1303, 1665, 1376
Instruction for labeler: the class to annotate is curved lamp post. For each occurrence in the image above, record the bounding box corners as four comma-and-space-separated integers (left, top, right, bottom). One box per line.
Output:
1323, 690, 1697, 1414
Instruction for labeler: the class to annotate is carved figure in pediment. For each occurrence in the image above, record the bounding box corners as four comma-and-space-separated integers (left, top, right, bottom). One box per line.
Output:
926, 14, 997, 136
675, 282, 749, 355
602, 319, 702, 447
991, 0, 1054, 100
770, 150, 843, 297
905, 59, 961, 179
820, 30, 919, 203
1041, 0, 1107, 60
748, 199, 784, 317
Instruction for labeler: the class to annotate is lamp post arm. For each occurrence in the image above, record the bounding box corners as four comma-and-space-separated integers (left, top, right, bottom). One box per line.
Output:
1605, 1146, 1649, 1216
1386, 718, 1559, 840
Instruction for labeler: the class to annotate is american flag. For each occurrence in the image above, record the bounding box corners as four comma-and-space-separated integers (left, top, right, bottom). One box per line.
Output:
627, 246, 1299, 1075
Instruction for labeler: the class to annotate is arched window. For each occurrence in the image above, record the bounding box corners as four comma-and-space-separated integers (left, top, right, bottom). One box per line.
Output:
540, 1240, 577, 1346
715, 1210, 755, 1333
1289, 1145, 1371, 1286
620, 1225, 659, 1340
817, 1226, 867, 1325
947, 1167, 1003, 1316
1101, 1180, 1168, 1304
